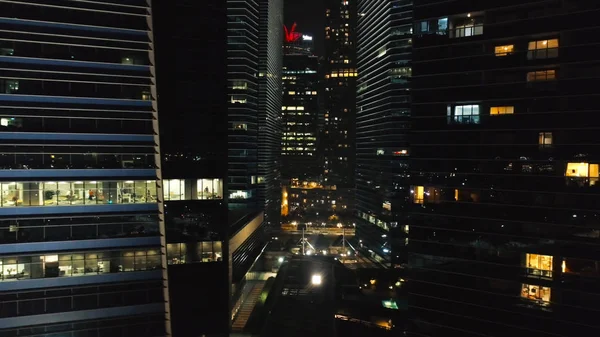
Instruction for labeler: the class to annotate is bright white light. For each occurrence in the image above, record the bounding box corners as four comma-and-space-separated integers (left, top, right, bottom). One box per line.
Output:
306, 250, 313, 256
302, 35, 313, 41
278, 257, 284, 263
311, 274, 322, 285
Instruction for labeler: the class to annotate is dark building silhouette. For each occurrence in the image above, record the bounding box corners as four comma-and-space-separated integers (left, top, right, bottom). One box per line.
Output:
0, 1, 169, 335
409, 1, 600, 336
355, 0, 412, 267
153, 0, 229, 335
153, 0, 283, 335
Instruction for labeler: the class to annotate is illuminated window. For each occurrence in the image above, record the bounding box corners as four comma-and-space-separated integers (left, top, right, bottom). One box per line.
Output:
233, 122, 247, 130
528, 39, 559, 59
490, 106, 514, 115
0, 117, 22, 128
197, 179, 223, 200
448, 104, 480, 124
527, 70, 556, 82
165, 179, 184, 201
521, 284, 551, 305
495, 44, 514, 56
565, 162, 597, 178
565, 162, 599, 186
453, 16, 483, 38
230, 190, 251, 200
231, 96, 247, 104
412, 186, 424, 204
288, 91, 296, 95
538, 132, 552, 147
525, 253, 553, 278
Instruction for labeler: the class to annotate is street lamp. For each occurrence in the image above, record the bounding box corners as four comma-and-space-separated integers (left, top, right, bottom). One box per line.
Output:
311, 274, 322, 286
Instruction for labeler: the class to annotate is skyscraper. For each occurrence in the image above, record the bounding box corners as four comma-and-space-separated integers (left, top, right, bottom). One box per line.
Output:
409, 1, 600, 336
152, 0, 229, 335
153, 0, 282, 335
228, 0, 260, 210
258, 0, 284, 228
323, 0, 357, 190
0, 1, 169, 336
355, 0, 412, 267
281, 30, 320, 179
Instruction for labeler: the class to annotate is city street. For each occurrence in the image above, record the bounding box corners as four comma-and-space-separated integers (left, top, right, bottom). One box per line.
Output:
269, 231, 381, 269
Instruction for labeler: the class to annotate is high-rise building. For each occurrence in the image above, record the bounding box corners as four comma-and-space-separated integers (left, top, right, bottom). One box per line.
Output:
153, 0, 283, 335
152, 0, 229, 335
281, 31, 320, 179
228, 0, 260, 210
258, 0, 284, 228
355, 0, 412, 267
323, 0, 357, 190
409, 1, 600, 336
0, 1, 169, 336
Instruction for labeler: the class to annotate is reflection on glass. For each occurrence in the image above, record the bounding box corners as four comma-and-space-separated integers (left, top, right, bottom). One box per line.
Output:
562, 257, 600, 278
0, 153, 154, 170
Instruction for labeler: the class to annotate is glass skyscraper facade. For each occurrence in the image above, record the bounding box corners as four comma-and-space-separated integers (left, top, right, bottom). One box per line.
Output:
355, 0, 412, 267
258, 0, 284, 227
228, 0, 260, 210
0, 1, 169, 336
409, 1, 600, 336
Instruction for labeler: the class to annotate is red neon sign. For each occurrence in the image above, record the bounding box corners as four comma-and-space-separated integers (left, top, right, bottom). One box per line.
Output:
284, 22, 302, 43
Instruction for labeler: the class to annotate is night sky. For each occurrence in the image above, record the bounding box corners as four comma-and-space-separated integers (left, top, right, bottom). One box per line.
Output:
284, 0, 325, 56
